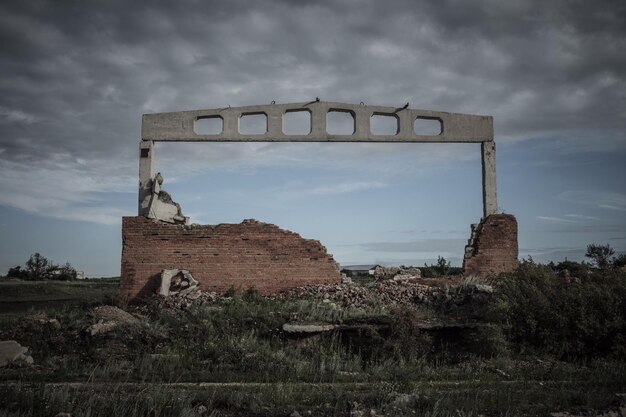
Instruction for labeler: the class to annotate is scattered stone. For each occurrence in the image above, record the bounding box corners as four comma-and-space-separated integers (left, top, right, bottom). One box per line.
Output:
47, 318, 62, 330
55, 413, 72, 417
392, 393, 421, 409
392, 274, 413, 282
373, 265, 421, 280
0, 340, 34, 367
86, 321, 118, 337
289, 412, 302, 417
196, 404, 208, 415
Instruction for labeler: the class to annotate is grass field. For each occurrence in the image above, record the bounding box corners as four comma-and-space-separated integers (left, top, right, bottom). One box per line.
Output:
0, 272, 625, 416
0, 279, 118, 315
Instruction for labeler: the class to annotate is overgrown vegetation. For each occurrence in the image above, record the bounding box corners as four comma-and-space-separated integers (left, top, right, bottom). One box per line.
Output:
486, 256, 626, 360
1, 247, 625, 416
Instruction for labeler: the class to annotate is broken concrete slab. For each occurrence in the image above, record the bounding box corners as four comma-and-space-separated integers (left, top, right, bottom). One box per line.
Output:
0, 340, 34, 367
145, 173, 189, 225
159, 269, 199, 297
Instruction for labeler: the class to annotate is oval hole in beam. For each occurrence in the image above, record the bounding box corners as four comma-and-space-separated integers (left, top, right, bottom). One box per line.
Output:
414, 117, 442, 136
371, 113, 399, 135
283, 110, 311, 135
327, 110, 355, 135
239, 113, 267, 135
195, 116, 223, 135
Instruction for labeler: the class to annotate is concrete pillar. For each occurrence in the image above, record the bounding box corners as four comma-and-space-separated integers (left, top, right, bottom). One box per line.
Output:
138, 140, 154, 216
481, 141, 498, 217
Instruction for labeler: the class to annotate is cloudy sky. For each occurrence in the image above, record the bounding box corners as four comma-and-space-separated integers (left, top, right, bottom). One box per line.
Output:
1, 0, 625, 276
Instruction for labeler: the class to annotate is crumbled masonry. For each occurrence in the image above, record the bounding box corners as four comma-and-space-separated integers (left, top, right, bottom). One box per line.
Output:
120, 216, 341, 303
463, 214, 518, 277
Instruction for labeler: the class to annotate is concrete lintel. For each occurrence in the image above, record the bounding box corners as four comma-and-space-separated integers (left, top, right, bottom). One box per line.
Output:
141, 101, 493, 143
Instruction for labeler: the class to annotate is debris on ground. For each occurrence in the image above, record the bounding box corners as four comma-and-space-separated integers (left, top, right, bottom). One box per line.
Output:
373, 265, 422, 280
85, 305, 140, 336
0, 340, 34, 367
139, 275, 494, 316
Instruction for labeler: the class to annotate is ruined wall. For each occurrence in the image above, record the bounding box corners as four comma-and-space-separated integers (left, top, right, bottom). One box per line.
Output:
463, 214, 518, 277
120, 216, 341, 302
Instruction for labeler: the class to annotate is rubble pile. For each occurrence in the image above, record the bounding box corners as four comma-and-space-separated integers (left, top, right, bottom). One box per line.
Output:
86, 305, 140, 336
276, 280, 493, 308
372, 265, 422, 280
375, 280, 438, 304
280, 284, 371, 307
150, 290, 221, 311
150, 268, 494, 311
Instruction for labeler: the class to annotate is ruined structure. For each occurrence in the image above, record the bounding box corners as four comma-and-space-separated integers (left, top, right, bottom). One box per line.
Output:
463, 214, 518, 276
121, 100, 518, 302
121, 217, 340, 301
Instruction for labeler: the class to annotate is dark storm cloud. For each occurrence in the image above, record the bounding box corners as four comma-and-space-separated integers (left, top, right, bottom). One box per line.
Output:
0, 0, 625, 220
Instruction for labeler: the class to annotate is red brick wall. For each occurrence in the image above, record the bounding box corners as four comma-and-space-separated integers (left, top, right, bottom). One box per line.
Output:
120, 217, 341, 302
463, 214, 518, 277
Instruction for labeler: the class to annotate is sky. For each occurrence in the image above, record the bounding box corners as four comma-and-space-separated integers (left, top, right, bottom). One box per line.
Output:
0, 0, 625, 276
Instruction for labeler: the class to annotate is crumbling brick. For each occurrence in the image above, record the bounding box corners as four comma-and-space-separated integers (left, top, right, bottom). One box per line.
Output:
120, 217, 341, 302
462, 214, 518, 277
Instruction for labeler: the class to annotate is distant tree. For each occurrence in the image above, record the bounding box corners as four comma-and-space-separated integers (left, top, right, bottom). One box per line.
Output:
422, 256, 454, 277
7, 253, 78, 281
54, 262, 78, 281
436, 256, 451, 276
585, 244, 615, 270
25, 253, 52, 280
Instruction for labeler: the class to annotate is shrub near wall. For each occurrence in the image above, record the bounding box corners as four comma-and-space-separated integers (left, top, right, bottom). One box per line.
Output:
486, 260, 626, 360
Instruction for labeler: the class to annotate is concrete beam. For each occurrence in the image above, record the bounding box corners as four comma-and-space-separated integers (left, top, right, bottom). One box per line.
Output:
141, 101, 493, 143
481, 141, 498, 217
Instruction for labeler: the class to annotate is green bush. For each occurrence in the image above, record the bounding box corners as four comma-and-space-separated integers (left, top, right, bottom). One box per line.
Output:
421, 256, 463, 278
486, 260, 626, 360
